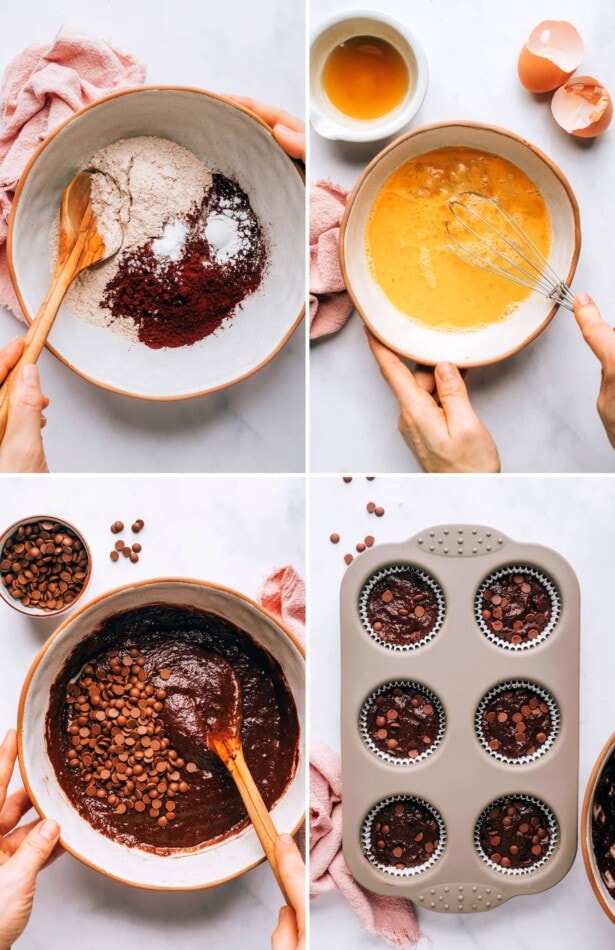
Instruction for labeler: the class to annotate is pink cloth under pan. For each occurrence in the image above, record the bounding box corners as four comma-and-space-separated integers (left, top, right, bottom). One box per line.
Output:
0, 26, 146, 320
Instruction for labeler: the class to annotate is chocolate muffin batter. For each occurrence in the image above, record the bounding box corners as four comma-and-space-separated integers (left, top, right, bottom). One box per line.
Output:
478, 685, 554, 759
478, 797, 554, 870
479, 571, 554, 645
364, 569, 441, 647
367, 798, 442, 869
47, 605, 299, 852
364, 685, 442, 759
592, 747, 615, 895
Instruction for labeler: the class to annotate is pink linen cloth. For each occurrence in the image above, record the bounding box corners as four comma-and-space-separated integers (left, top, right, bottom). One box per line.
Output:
0, 26, 146, 319
259, 566, 420, 946
310, 741, 420, 947
309, 180, 353, 340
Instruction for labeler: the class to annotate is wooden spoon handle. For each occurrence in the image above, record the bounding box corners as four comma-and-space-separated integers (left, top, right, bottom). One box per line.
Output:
212, 735, 290, 904
0, 263, 74, 441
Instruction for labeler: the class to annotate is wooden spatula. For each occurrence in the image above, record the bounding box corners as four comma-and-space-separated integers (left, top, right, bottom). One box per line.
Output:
0, 171, 117, 440
161, 652, 290, 903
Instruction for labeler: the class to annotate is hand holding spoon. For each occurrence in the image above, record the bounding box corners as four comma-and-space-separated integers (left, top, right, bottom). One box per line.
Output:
0, 171, 119, 440
159, 651, 291, 904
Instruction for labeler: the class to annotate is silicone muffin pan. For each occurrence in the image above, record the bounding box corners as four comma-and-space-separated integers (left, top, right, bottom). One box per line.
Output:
340, 525, 579, 913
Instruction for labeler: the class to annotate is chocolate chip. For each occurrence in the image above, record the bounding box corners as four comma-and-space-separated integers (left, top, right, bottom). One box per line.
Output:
131, 520, 145, 533
375, 507, 385, 517
356, 543, 366, 553
110, 521, 124, 534
344, 554, 353, 565
364, 536, 375, 547
342, 477, 352, 483
330, 533, 340, 544
110, 551, 119, 562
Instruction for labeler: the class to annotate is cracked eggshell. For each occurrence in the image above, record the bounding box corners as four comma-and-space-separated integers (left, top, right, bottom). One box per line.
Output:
518, 20, 584, 94
552, 76, 613, 137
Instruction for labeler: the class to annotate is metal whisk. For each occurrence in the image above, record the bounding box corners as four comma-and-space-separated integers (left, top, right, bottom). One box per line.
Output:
446, 192, 574, 312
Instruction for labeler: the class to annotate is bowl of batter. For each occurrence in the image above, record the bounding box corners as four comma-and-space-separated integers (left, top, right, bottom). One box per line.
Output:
17, 578, 305, 889
340, 121, 580, 367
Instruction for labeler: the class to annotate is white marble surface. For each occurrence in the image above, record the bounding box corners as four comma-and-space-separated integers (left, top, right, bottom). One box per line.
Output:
309, 0, 615, 473
0, 475, 305, 949
310, 475, 615, 949
0, 0, 306, 473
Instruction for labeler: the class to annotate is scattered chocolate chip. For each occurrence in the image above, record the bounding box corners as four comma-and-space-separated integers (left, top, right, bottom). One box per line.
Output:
344, 554, 353, 565
131, 520, 145, 533
364, 536, 375, 547
342, 477, 352, 483
132, 543, 142, 554
367, 502, 376, 513
110, 521, 124, 534
356, 543, 366, 553
330, 533, 340, 544
110, 551, 119, 562
375, 507, 385, 517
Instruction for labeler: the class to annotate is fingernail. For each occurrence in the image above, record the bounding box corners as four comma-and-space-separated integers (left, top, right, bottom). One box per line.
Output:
436, 362, 456, 381
38, 819, 59, 842
278, 833, 294, 845
575, 293, 591, 307
21, 364, 39, 385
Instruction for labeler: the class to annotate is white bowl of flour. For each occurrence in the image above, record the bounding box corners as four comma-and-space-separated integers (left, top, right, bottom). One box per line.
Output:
8, 87, 305, 400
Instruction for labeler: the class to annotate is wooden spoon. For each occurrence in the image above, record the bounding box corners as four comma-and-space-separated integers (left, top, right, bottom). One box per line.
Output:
159, 651, 290, 903
0, 171, 118, 440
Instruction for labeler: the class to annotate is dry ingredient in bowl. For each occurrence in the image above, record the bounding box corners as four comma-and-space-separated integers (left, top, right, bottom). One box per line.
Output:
0, 519, 88, 611
51, 137, 267, 349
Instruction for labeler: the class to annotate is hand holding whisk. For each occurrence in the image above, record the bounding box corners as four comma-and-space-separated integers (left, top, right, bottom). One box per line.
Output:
446, 192, 574, 312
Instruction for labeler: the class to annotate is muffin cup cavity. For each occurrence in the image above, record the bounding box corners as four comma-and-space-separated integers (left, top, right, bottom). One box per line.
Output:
475, 565, 560, 652
362, 795, 447, 877
474, 794, 559, 876
359, 681, 446, 766
359, 564, 445, 651
475, 680, 560, 766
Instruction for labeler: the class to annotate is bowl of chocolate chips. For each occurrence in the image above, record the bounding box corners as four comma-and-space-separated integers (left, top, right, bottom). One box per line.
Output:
0, 515, 91, 617
582, 732, 615, 923
8, 86, 305, 400
18, 578, 305, 889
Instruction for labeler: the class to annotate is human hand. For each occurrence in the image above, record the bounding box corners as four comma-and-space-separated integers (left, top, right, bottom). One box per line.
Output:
573, 293, 615, 450
271, 834, 305, 950
0, 338, 49, 473
0, 730, 62, 950
227, 96, 305, 162
366, 331, 501, 473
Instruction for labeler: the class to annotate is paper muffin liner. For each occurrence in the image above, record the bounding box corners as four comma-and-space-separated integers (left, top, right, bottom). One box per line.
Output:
474, 565, 561, 652
361, 794, 447, 877
359, 564, 446, 651
359, 681, 446, 766
475, 680, 560, 766
474, 794, 559, 876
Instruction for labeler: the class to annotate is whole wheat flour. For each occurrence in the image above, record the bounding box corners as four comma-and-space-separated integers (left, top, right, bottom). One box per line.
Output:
51, 136, 213, 338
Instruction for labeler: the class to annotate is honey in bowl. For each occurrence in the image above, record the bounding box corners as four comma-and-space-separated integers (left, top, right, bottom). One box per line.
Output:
322, 36, 409, 120
365, 146, 551, 331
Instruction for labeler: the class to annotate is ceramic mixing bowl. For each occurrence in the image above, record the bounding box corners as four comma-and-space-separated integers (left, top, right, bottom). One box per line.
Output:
18, 578, 305, 889
8, 87, 305, 400
340, 121, 580, 367
582, 731, 615, 923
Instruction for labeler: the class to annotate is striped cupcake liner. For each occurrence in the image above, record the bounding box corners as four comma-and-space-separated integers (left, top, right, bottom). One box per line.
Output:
475, 680, 560, 766
475, 565, 561, 652
359, 565, 446, 652
359, 680, 446, 766
361, 794, 447, 877
474, 794, 559, 876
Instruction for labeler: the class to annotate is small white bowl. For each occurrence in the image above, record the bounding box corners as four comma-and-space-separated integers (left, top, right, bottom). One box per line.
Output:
310, 9, 428, 142
8, 87, 305, 401
18, 578, 305, 890
340, 121, 581, 367
0, 515, 92, 618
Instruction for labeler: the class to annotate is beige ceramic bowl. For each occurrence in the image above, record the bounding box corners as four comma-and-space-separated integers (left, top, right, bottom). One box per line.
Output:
0, 515, 92, 618
8, 87, 305, 400
340, 121, 581, 367
582, 732, 615, 923
18, 578, 305, 890
310, 9, 428, 142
